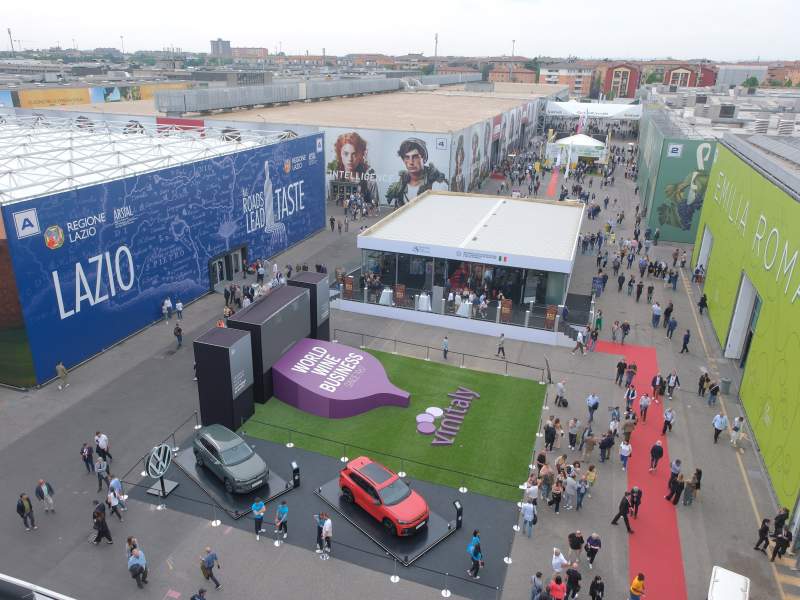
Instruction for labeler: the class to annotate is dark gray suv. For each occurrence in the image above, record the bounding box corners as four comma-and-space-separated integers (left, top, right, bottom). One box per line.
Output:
192, 424, 269, 494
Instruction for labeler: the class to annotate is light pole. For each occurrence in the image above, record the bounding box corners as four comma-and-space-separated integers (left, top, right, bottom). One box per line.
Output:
120, 35, 124, 55
512, 39, 516, 57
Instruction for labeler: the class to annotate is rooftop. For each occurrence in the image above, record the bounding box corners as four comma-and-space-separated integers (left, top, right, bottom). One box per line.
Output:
725, 134, 800, 198
358, 191, 584, 273
45, 88, 555, 132
0, 113, 293, 204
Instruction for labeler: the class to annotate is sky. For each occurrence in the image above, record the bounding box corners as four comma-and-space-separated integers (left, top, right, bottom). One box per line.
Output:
5, 0, 799, 61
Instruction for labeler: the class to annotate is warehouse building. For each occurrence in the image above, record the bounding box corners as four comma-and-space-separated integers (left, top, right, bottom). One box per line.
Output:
692, 133, 800, 510
0, 113, 325, 387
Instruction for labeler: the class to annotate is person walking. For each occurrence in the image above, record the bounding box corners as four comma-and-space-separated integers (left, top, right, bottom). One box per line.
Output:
94, 431, 113, 463
683, 473, 697, 506
586, 393, 600, 423
698, 372, 710, 397
16, 493, 37, 531
190, 590, 208, 600
567, 418, 581, 451
92, 500, 112, 544
649, 440, 664, 472
173, 324, 183, 349
584, 533, 601, 569
35, 479, 55, 513
773, 507, 790, 538
639, 393, 651, 423
662, 407, 676, 435
572, 330, 586, 356
548, 479, 563, 514
712, 412, 729, 444
175, 299, 184, 320
274, 500, 289, 539
630, 573, 646, 599
321, 513, 333, 556
624, 385, 636, 411
615, 359, 628, 386
650, 373, 663, 401
567, 531, 585, 562
544, 419, 557, 452
107, 488, 124, 522
521, 498, 536, 538
665, 474, 685, 504
771, 527, 792, 562
552, 548, 570, 575
252, 498, 266, 541
162, 297, 171, 323
442, 336, 449, 360
666, 316, 678, 339
754, 518, 771, 553
666, 371, 680, 399
496, 333, 506, 358
555, 379, 567, 407
128, 548, 148, 588
621, 321, 631, 344
651, 302, 662, 327
589, 575, 605, 599
565, 563, 582, 599
56, 361, 69, 390
548, 575, 567, 600
95, 456, 110, 492
698, 294, 708, 314
109, 476, 127, 511
200, 547, 223, 590
730, 416, 745, 449
680, 329, 691, 353
531, 572, 544, 600
80, 443, 94, 474
663, 301, 674, 328
630, 486, 643, 518
467, 530, 483, 579
611, 491, 634, 533
619, 440, 632, 471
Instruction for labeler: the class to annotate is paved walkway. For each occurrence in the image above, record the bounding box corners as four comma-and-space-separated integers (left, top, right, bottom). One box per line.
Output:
0, 157, 794, 599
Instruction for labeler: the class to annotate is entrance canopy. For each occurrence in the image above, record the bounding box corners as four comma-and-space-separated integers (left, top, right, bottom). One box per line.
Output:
546, 101, 642, 120
547, 134, 606, 161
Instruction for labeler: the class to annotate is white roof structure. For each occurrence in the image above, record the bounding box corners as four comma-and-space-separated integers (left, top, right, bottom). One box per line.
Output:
554, 134, 605, 148
546, 101, 642, 120
358, 192, 584, 273
0, 113, 294, 205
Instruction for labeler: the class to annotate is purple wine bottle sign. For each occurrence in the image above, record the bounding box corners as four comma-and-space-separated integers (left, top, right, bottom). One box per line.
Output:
272, 338, 410, 418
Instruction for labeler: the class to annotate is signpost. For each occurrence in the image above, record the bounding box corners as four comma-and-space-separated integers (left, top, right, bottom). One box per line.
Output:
145, 442, 179, 498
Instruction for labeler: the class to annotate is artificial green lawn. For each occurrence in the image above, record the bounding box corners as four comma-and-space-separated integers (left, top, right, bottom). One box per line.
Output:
243, 350, 543, 501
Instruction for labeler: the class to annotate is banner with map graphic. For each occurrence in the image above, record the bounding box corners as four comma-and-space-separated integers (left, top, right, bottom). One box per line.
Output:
2, 134, 325, 383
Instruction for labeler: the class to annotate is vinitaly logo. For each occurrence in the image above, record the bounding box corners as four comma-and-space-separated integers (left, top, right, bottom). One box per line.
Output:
415, 386, 480, 446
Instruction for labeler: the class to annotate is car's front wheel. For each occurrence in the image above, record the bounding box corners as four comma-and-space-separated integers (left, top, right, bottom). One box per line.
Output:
224, 478, 234, 494
194, 451, 204, 468
341, 487, 354, 504
382, 518, 397, 536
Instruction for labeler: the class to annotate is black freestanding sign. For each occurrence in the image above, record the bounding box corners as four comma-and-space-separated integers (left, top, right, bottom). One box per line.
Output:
287, 271, 331, 341
193, 327, 255, 430
227, 286, 311, 403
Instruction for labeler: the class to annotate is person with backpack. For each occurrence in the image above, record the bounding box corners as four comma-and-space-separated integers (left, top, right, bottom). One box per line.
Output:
127, 548, 148, 588
467, 530, 483, 579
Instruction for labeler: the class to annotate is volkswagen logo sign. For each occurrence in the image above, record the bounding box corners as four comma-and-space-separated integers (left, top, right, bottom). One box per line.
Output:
147, 443, 173, 479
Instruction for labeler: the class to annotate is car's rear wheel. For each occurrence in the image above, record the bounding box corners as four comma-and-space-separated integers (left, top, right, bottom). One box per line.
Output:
194, 451, 204, 467
224, 478, 233, 493
341, 487, 354, 504
382, 518, 396, 535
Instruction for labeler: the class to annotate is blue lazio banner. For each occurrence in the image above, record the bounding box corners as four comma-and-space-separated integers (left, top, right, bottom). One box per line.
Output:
2, 134, 326, 383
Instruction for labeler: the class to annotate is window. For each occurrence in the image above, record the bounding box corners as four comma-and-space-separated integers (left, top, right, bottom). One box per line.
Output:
378, 479, 412, 506
220, 441, 253, 465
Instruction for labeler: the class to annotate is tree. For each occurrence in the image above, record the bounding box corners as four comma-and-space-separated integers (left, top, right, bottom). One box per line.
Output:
645, 71, 663, 84
743, 76, 759, 88
785, 79, 793, 87
421, 64, 435, 75
481, 64, 492, 81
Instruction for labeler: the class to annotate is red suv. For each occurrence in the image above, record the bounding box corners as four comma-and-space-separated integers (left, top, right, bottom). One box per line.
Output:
339, 456, 429, 536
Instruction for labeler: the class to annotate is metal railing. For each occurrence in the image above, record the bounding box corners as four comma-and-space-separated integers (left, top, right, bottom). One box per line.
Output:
332, 327, 548, 382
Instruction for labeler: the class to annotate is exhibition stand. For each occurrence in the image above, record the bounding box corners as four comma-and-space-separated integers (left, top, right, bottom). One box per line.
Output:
227, 286, 311, 403
172, 447, 298, 519
287, 271, 331, 341
315, 478, 459, 566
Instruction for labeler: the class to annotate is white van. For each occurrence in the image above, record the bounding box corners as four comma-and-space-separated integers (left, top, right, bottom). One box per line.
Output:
708, 566, 750, 600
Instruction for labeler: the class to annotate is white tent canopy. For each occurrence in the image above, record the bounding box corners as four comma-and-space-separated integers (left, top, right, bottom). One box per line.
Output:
554, 134, 605, 148
546, 101, 642, 120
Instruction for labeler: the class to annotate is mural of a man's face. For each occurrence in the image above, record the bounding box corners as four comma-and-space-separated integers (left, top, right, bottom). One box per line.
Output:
340, 143, 362, 174
402, 149, 424, 177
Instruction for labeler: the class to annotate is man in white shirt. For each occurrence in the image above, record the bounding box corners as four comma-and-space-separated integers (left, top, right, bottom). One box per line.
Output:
95, 431, 113, 463
321, 515, 333, 557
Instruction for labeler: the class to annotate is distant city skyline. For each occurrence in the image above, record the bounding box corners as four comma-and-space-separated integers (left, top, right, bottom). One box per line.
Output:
4, 0, 798, 62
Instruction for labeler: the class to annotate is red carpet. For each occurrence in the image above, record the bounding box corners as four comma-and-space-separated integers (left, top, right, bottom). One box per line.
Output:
595, 341, 688, 600
490, 171, 506, 180
546, 170, 559, 197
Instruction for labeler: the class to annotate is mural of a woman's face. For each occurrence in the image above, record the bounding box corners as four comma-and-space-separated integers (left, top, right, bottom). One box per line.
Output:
340, 143, 362, 174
